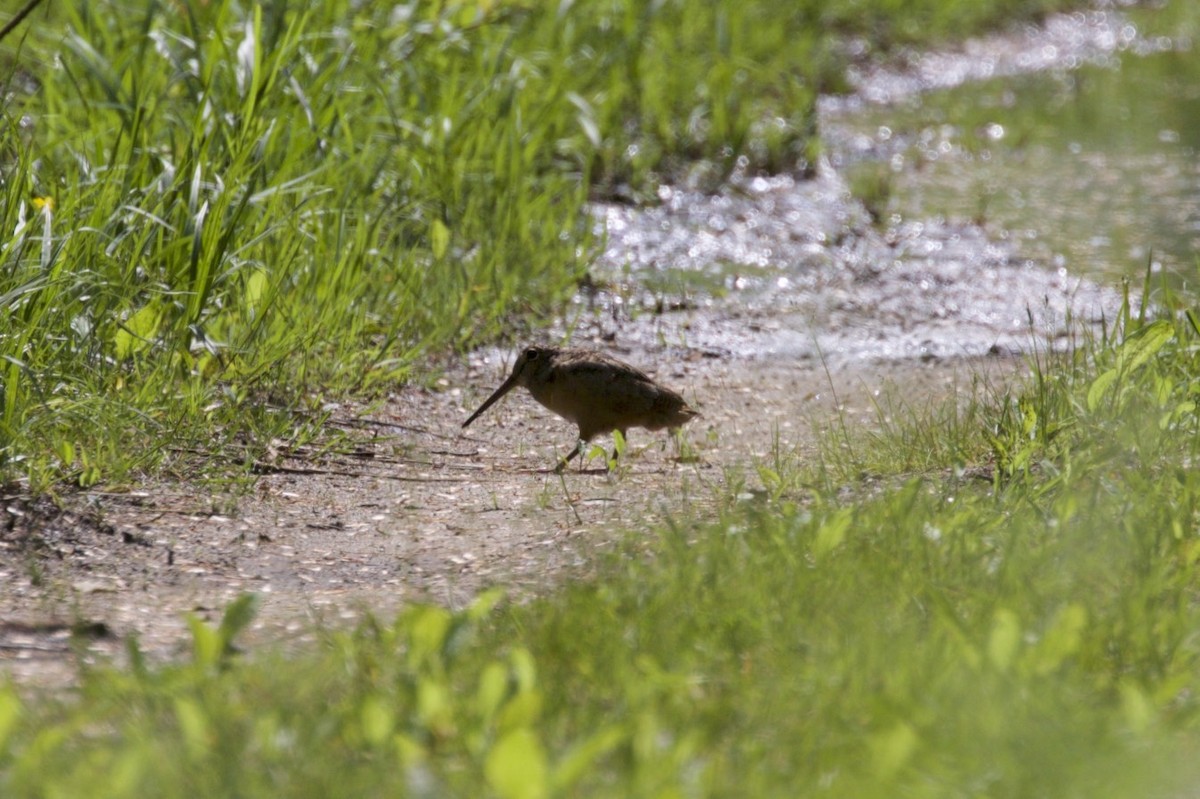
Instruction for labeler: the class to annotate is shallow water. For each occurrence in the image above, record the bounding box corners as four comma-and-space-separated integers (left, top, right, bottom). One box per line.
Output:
832, 42, 1200, 288
581, 7, 1195, 364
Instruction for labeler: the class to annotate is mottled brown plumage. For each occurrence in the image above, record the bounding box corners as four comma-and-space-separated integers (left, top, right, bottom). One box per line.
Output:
463, 346, 699, 471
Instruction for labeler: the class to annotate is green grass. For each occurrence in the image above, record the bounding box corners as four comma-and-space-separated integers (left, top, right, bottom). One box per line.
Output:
0, 0, 1098, 492
4, 285, 1200, 797
2, 0, 593, 490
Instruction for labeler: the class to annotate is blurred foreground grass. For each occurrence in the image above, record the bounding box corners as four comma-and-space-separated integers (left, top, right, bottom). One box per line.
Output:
0, 0, 1093, 490
3, 286, 1199, 797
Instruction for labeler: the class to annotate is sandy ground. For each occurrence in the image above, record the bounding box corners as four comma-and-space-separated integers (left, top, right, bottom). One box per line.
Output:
0, 350, 1015, 686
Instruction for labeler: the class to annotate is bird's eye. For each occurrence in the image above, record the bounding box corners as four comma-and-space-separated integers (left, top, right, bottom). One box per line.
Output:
525, 348, 539, 360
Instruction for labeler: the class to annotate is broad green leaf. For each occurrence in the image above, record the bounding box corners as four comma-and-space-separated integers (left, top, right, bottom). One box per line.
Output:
611, 429, 626, 458
485, 729, 548, 799
55, 439, 76, 467
1086, 369, 1117, 412
416, 679, 450, 729
1118, 319, 1173, 374
467, 587, 506, 621
813, 508, 851, 557
114, 303, 163, 359
408, 605, 452, 666
431, 218, 451, 260
477, 661, 510, 720
1160, 401, 1195, 430
360, 695, 394, 746
244, 268, 269, 311
756, 466, 782, 492
187, 613, 222, 668
510, 647, 537, 693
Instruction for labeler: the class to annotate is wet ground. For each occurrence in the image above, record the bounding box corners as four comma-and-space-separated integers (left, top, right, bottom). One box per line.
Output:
828, 13, 1199, 287
2, 3, 1189, 686
584, 168, 1120, 362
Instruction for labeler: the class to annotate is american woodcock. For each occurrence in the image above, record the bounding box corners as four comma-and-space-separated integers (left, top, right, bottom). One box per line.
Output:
462, 346, 699, 472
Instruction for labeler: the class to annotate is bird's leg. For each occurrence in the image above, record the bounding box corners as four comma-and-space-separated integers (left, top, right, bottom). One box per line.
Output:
554, 439, 583, 474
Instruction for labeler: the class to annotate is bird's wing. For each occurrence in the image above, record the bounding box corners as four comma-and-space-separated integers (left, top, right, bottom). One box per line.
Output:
560, 353, 656, 386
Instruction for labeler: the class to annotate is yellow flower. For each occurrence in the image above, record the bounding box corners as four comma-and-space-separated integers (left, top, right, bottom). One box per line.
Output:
32, 196, 53, 212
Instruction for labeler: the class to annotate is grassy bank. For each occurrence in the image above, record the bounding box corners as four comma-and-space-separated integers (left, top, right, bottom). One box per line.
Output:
3, 295, 1200, 796
0, 0, 1096, 491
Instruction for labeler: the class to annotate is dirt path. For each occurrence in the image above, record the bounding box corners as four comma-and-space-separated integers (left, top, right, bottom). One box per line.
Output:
0, 353, 1011, 686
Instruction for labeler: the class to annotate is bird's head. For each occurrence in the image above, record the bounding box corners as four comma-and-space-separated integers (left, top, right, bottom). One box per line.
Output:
462, 346, 557, 428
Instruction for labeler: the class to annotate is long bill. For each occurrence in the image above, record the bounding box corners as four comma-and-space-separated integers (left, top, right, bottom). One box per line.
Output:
462, 373, 520, 428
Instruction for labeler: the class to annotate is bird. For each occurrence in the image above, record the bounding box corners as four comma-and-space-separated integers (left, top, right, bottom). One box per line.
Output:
462, 346, 699, 472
